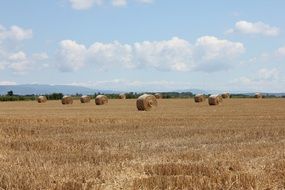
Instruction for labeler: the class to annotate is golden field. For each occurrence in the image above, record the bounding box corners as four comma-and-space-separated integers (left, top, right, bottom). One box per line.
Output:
0, 99, 284, 190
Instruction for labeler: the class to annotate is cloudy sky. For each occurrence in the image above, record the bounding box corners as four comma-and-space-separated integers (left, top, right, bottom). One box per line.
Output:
0, 0, 284, 92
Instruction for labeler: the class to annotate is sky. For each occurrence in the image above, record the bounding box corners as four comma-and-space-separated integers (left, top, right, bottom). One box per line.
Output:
0, 0, 284, 92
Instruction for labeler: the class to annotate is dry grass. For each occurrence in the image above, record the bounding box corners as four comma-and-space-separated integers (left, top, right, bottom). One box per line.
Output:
0, 99, 285, 189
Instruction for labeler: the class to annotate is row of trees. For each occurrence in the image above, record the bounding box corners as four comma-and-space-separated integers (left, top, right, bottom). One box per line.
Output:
95, 92, 195, 99
0, 91, 64, 102
0, 91, 194, 101
0, 91, 284, 102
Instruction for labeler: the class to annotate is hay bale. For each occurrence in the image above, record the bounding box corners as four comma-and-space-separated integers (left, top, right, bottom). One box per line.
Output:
208, 94, 222, 106
136, 94, 158, 111
95, 95, 108, 105
119, 93, 126, 99
37, 96, 47, 103
80, 95, 91, 103
154, 93, 163, 99
222, 92, 230, 99
254, 93, 262, 99
62, 96, 73, 105
194, 94, 205, 103
217, 94, 223, 103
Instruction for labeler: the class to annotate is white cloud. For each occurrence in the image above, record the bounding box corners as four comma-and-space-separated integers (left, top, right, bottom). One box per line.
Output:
7, 51, 31, 73
230, 68, 283, 92
9, 26, 33, 40
136, 0, 153, 4
57, 40, 87, 72
242, 46, 285, 64
195, 36, 244, 61
0, 47, 49, 73
57, 36, 245, 72
88, 41, 134, 69
69, 0, 102, 10
258, 68, 279, 80
0, 81, 17, 85
0, 25, 32, 41
0, 24, 32, 72
112, 0, 127, 7
0, 24, 49, 73
227, 20, 280, 36
68, 0, 153, 9
0, 64, 4, 70
193, 36, 245, 71
8, 51, 27, 62
0, 45, 6, 68
275, 47, 285, 57
32, 52, 49, 61
133, 37, 193, 71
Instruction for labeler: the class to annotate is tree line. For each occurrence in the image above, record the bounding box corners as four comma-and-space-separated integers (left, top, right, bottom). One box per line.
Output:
0, 91, 64, 101
0, 91, 283, 101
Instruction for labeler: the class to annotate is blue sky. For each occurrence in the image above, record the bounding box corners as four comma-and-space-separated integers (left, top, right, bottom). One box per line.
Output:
0, 0, 284, 92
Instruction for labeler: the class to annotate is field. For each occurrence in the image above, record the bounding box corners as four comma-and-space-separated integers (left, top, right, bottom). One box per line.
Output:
0, 99, 285, 189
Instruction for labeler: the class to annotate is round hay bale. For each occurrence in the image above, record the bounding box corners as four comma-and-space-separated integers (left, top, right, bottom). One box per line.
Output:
80, 95, 91, 103
154, 93, 163, 99
254, 93, 262, 99
37, 96, 47, 103
217, 94, 223, 103
194, 94, 205, 103
208, 94, 222, 106
95, 95, 108, 105
61, 96, 73, 105
136, 94, 158, 111
119, 93, 126, 99
221, 92, 230, 99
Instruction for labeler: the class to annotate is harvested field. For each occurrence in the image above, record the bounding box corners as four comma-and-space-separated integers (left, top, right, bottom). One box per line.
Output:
0, 99, 285, 189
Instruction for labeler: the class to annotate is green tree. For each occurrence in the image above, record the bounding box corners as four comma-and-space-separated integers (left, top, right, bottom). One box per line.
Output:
7, 90, 14, 96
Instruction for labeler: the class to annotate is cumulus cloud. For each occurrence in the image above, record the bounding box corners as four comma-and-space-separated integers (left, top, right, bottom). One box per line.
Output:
57, 36, 244, 72
230, 68, 283, 92
227, 20, 280, 36
4, 51, 32, 74
8, 51, 27, 62
137, 0, 153, 3
112, 0, 127, 7
243, 45, 285, 64
0, 63, 4, 70
194, 36, 245, 71
7, 51, 31, 73
195, 36, 244, 60
275, 46, 285, 57
0, 25, 32, 41
0, 24, 49, 74
68, 0, 153, 9
0, 81, 17, 85
133, 37, 193, 71
88, 41, 134, 69
69, 0, 102, 10
258, 68, 279, 80
1, 52, 49, 73
0, 48, 49, 73
32, 52, 49, 61
57, 40, 87, 72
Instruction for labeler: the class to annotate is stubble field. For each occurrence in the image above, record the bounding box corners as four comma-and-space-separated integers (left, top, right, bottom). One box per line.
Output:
0, 98, 285, 190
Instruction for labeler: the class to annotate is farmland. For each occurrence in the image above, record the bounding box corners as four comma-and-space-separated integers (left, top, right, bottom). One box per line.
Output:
0, 99, 284, 189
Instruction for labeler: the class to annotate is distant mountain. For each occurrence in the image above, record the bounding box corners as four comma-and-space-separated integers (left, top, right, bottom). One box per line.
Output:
0, 84, 284, 96
175, 89, 285, 96
0, 84, 117, 95
0, 85, 209, 95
